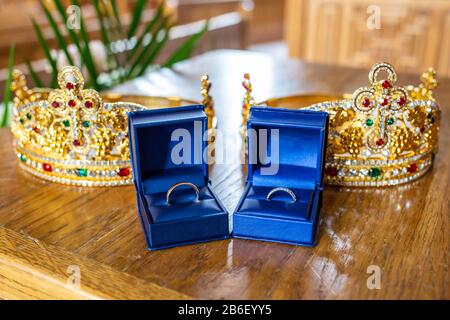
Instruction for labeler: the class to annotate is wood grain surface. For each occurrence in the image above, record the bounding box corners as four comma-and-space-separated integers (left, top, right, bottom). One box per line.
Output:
0, 50, 448, 299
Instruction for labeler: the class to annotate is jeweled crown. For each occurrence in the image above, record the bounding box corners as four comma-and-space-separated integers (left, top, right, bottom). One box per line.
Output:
242, 62, 441, 186
11, 66, 213, 186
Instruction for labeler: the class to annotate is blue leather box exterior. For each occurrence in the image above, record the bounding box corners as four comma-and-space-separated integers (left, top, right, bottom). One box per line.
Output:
232, 107, 329, 246
128, 105, 229, 250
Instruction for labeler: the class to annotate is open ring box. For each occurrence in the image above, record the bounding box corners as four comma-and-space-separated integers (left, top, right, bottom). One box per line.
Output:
233, 107, 329, 246
128, 105, 229, 250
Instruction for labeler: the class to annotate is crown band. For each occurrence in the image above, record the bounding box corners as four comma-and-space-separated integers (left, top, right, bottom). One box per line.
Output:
11, 66, 215, 187
242, 63, 441, 187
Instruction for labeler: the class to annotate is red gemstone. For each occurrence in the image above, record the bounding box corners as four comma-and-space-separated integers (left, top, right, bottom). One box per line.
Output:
381, 98, 389, 106
325, 167, 338, 177
118, 168, 130, 177
73, 139, 82, 146
420, 126, 426, 133
68, 100, 76, 107
362, 98, 371, 107
408, 163, 418, 173
382, 80, 391, 89
376, 138, 384, 146
33, 127, 40, 133
66, 82, 74, 90
84, 100, 93, 108
43, 163, 52, 172
52, 101, 60, 108
397, 96, 406, 106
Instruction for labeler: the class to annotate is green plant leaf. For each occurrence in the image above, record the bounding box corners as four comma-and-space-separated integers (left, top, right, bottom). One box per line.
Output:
31, 18, 59, 87
53, 0, 95, 86
53, 0, 82, 53
25, 60, 44, 88
1, 44, 15, 128
39, 0, 206, 90
92, 0, 119, 69
99, 0, 123, 42
127, 18, 166, 78
39, 0, 75, 66
163, 20, 208, 68
127, 0, 149, 39
136, 28, 170, 77
53, 0, 85, 70
93, 0, 112, 49
128, 1, 164, 61
109, 0, 125, 36
70, 0, 99, 89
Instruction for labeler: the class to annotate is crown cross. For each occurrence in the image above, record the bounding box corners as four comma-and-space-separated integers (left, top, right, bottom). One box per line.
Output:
48, 67, 102, 155
351, 62, 408, 155
242, 73, 255, 125
201, 74, 215, 129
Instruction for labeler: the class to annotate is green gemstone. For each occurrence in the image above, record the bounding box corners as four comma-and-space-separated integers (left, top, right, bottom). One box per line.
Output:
19, 118, 25, 124
82, 121, 90, 128
387, 117, 394, 125
368, 167, 382, 178
76, 168, 88, 177
19, 154, 27, 162
366, 119, 373, 127
62, 120, 70, 127
26, 113, 32, 120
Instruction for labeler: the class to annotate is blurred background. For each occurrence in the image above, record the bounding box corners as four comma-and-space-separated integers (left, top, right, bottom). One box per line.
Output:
1, 0, 449, 87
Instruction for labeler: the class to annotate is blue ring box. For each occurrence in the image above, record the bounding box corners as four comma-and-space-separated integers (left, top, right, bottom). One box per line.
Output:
128, 105, 229, 250
232, 107, 329, 246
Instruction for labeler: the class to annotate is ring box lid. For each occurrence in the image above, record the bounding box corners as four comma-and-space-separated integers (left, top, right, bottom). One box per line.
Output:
128, 105, 208, 194
247, 107, 329, 190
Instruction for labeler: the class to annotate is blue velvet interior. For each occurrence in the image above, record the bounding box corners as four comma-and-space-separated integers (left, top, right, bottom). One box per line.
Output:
144, 186, 223, 223
249, 124, 321, 190
238, 185, 313, 221
238, 107, 327, 222
142, 167, 205, 195
135, 121, 206, 194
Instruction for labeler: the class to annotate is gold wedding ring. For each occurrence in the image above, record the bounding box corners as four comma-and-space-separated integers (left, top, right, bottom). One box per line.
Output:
266, 187, 297, 203
166, 182, 200, 204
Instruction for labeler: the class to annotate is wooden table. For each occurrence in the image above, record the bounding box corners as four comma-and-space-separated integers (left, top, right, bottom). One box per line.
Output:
0, 50, 448, 299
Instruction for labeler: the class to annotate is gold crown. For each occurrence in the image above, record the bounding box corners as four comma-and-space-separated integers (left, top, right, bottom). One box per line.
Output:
242, 62, 441, 187
11, 66, 215, 187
